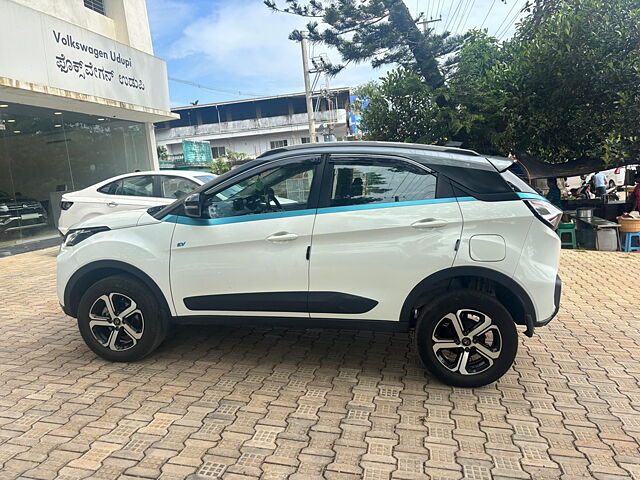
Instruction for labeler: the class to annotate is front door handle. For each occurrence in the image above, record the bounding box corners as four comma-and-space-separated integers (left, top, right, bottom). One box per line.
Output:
107, 201, 118, 208
266, 231, 299, 242
411, 218, 448, 229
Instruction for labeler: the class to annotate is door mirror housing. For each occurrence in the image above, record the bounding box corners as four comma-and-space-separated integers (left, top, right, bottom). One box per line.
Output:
184, 193, 202, 217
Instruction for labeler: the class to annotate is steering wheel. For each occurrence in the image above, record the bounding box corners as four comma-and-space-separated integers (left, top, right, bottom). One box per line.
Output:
266, 188, 282, 211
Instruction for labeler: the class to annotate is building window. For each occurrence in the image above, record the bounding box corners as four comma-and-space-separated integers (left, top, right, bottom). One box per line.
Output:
211, 146, 226, 158
84, 0, 106, 15
301, 137, 319, 144
270, 139, 288, 149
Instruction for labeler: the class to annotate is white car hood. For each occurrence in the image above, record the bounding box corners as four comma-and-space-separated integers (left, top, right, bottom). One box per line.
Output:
71, 208, 160, 231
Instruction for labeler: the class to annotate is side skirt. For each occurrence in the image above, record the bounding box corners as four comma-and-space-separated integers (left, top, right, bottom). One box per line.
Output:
171, 315, 409, 332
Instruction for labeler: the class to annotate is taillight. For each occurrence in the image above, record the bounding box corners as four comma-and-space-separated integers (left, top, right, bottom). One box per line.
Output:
525, 199, 562, 230
60, 201, 74, 211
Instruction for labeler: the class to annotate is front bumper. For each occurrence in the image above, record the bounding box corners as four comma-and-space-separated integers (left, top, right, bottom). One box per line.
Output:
0, 214, 48, 232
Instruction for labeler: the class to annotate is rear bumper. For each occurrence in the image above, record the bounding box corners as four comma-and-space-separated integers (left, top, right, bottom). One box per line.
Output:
535, 275, 562, 328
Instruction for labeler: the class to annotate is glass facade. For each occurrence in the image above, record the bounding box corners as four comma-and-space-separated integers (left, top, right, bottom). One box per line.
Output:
0, 102, 151, 245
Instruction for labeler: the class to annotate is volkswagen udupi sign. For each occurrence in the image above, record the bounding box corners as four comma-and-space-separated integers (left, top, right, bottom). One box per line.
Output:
0, 0, 170, 112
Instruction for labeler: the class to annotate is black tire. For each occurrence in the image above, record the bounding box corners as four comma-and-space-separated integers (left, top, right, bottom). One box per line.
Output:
77, 274, 168, 362
415, 290, 518, 388
609, 180, 616, 189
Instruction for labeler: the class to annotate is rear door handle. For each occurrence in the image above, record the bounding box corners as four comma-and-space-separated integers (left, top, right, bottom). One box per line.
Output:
266, 232, 299, 242
107, 201, 118, 208
411, 218, 448, 229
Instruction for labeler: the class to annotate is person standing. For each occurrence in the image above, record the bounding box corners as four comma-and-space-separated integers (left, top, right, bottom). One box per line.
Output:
632, 173, 640, 211
545, 178, 562, 208
593, 171, 607, 197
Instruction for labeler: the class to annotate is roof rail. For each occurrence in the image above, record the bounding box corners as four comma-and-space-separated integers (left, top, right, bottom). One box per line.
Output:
256, 141, 481, 159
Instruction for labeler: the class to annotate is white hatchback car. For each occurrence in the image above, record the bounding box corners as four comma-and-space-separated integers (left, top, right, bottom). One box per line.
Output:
58, 170, 215, 235
57, 143, 562, 387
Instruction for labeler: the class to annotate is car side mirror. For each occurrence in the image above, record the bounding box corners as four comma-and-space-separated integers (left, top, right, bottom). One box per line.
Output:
184, 193, 202, 218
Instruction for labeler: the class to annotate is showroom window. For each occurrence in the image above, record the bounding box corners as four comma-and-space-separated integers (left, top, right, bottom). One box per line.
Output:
0, 102, 151, 246
329, 159, 436, 207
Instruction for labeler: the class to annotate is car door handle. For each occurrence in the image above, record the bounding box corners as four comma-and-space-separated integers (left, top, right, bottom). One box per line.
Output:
266, 232, 299, 242
411, 218, 448, 229
107, 201, 118, 208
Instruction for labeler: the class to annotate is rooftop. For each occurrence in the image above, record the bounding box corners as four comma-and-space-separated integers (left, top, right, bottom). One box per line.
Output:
171, 88, 351, 111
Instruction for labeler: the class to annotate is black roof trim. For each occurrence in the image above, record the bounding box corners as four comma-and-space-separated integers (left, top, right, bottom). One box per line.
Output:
256, 141, 481, 159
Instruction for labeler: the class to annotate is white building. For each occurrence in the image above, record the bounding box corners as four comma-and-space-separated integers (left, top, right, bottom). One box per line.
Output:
0, 0, 176, 245
154, 89, 352, 165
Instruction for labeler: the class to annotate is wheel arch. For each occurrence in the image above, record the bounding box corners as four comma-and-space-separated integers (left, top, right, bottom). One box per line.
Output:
400, 266, 537, 336
64, 260, 171, 318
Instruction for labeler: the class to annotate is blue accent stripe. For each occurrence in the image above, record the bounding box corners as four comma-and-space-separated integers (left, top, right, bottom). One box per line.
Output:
516, 192, 549, 202
163, 196, 476, 226
164, 209, 317, 226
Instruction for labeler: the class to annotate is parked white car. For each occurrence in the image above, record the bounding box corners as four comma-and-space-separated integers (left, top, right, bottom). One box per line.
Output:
57, 142, 562, 387
567, 165, 637, 191
58, 170, 215, 235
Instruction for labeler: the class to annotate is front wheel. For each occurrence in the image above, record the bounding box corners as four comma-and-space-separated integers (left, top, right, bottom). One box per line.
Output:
415, 291, 518, 388
77, 274, 168, 362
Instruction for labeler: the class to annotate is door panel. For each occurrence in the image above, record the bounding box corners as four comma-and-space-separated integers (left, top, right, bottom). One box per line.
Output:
308, 156, 463, 322
170, 157, 320, 318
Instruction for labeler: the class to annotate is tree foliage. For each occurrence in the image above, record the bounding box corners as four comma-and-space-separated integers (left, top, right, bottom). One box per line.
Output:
358, 0, 640, 169
265, 0, 465, 88
209, 150, 252, 175
496, 0, 640, 167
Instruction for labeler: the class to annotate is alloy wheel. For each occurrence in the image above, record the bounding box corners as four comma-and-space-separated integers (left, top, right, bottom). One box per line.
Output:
88, 293, 144, 352
431, 309, 502, 376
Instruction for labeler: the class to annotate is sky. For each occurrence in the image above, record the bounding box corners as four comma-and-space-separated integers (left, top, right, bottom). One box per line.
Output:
146, 0, 527, 108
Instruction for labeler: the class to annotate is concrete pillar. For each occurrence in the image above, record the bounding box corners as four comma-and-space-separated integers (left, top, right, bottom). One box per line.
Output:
145, 122, 160, 170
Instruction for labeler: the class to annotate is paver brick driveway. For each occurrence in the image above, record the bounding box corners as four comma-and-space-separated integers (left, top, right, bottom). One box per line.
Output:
0, 248, 639, 480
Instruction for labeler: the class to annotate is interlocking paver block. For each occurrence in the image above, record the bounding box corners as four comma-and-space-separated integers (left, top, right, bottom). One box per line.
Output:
1, 248, 640, 479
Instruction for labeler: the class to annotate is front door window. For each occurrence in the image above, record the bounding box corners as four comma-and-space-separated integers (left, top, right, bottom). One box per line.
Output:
202, 162, 315, 220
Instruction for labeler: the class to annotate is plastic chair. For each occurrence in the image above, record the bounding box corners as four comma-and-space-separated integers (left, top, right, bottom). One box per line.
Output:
557, 222, 577, 249
623, 232, 640, 252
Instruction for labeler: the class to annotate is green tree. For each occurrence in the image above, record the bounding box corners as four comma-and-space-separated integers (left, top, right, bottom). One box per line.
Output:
446, 30, 506, 154
265, 0, 465, 88
209, 150, 252, 175
156, 145, 169, 163
494, 0, 640, 169
359, 68, 452, 143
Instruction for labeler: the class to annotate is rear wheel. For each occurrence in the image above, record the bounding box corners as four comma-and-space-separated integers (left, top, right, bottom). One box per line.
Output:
415, 290, 518, 387
77, 274, 168, 362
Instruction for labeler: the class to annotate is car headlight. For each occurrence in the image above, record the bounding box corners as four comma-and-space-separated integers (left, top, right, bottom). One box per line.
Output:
64, 226, 110, 247
0, 205, 8, 212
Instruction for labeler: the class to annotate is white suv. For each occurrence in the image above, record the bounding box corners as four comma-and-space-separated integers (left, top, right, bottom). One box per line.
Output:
57, 143, 562, 387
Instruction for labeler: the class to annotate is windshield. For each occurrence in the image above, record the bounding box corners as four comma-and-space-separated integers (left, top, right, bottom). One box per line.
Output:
501, 170, 538, 194
195, 174, 215, 184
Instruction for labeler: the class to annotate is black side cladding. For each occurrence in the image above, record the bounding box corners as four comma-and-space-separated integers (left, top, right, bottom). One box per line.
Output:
184, 291, 378, 314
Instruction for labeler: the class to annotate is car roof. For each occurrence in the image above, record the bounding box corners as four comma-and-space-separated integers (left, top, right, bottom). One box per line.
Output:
116, 170, 212, 179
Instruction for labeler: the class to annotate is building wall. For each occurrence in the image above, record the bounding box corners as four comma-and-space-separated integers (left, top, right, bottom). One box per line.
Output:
15, 0, 153, 53
157, 109, 349, 158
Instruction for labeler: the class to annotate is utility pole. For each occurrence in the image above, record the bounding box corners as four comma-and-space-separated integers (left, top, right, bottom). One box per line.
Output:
300, 31, 317, 143
417, 16, 441, 33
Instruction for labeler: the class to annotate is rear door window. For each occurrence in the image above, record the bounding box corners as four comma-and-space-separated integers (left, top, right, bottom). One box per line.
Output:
327, 158, 437, 207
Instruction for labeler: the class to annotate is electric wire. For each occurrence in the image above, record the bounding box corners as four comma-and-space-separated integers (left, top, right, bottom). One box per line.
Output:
493, 0, 521, 39
479, 0, 498, 29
